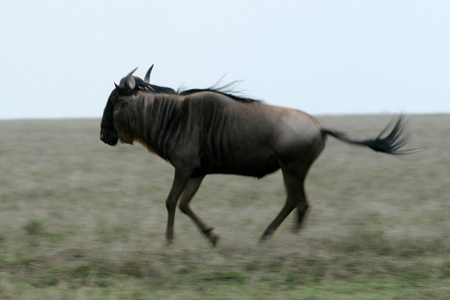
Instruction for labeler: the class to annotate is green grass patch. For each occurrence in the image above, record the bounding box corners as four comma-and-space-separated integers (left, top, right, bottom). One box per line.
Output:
22, 219, 45, 236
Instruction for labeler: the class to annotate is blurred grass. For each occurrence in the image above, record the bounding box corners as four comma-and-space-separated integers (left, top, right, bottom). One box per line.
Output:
0, 115, 449, 299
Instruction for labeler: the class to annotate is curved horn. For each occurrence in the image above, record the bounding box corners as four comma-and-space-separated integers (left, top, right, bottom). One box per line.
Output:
118, 67, 138, 90
144, 64, 154, 83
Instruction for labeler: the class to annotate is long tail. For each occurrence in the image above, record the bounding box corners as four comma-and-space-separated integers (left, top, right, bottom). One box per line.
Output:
322, 115, 415, 155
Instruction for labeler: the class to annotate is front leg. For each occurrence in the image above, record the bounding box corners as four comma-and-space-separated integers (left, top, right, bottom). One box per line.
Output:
178, 176, 220, 247
165, 169, 191, 244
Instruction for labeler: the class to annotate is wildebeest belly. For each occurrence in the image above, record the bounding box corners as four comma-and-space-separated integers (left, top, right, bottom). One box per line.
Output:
193, 150, 280, 178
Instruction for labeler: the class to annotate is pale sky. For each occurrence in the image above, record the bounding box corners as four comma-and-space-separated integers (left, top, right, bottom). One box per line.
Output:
1, 1, 449, 119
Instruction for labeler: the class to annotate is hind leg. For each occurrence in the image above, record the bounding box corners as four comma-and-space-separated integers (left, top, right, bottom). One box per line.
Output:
259, 198, 296, 241
293, 185, 309, 232
259, 165, 310, 241
261, 127, 324, 240
281, 167, 310, 233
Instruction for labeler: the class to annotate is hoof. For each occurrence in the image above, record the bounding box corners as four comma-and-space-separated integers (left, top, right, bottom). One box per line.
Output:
258, 233, 271, 244
165, 233, 174, 246
209, 233, 220, 247
291, 227, 301, 234
202, 227, 219, 247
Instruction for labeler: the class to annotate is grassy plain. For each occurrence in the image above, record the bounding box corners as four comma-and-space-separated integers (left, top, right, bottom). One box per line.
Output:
0, 114, 449, 299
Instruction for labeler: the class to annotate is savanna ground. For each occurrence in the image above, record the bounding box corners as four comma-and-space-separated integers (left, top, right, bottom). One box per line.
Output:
0, 114, 449, 299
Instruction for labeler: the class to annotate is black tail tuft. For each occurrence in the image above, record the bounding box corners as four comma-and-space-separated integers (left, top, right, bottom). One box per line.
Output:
323, 115, 417, 155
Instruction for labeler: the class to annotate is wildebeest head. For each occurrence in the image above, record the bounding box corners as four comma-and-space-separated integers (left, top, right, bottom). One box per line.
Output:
100, 66, 161, 146
100, 90, 119, 146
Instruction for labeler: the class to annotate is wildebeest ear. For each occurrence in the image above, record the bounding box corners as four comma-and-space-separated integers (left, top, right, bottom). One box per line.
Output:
144, 64, 154, 83
116, 67, 138, 91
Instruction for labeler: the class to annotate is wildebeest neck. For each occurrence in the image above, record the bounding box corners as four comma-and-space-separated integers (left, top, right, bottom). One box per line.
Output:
112, 93, 183, 159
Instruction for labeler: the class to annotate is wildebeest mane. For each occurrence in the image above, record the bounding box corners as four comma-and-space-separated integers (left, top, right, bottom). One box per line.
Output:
178, 84, 261, 104
147, 84, 177, 95
135, 80, 261, 104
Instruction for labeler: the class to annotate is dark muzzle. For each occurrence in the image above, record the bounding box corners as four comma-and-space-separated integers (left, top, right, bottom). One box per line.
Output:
100, 127, 118, 146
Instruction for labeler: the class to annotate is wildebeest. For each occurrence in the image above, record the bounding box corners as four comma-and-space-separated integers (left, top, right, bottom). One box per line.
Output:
100, 66, 412, 247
